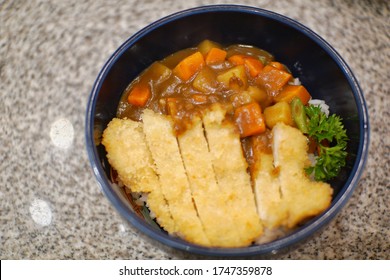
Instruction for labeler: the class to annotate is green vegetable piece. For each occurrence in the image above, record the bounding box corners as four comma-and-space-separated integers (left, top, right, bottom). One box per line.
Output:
304, 104, 348, 181
291, 97, 308, 134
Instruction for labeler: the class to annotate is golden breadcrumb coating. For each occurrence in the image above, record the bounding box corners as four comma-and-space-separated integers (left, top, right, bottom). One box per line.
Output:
178, 117, 243, 247
272, 123, 333, 228
202, 104, 263, 246
101, 118, 175, 233
102, 109, 333, 247
253, 152, 288, 229
142, 109, 210, 246
252, 122, 332, 231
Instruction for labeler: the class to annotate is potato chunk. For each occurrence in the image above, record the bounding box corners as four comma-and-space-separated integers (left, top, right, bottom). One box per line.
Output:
192, 66, 218, 93
263, 101, 294, 129
217, 65, 248, 91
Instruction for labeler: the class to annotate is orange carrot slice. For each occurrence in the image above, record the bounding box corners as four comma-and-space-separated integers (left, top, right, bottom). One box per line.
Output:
234, 102, 266, 138
275, 85, 311, 105
173, 51, 205, 81
127, 83, 151, 107
244, 57, 264, 77
205, 47, 227, 65
268, 61, 286, 71
228, 54, 246, 65
258, 65, 292, 93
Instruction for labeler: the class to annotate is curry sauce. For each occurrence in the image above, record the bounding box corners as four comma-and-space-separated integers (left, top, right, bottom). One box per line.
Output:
117, 41, 279, 135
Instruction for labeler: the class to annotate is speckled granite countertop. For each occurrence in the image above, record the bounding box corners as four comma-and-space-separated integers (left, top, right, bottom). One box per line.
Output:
1, 0, 389, 259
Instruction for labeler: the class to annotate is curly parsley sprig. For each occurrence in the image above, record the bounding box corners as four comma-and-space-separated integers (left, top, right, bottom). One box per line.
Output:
304, 105, 348, 181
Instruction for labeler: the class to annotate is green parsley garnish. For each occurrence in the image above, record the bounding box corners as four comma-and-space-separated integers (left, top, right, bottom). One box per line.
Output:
304, 105, 348, 181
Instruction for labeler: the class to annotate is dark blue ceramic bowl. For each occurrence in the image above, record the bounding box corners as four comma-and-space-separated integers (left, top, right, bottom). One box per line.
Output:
86, 5, 369, 256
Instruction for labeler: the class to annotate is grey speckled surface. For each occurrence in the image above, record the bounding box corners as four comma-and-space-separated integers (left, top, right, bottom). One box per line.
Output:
1, 0, 389, 259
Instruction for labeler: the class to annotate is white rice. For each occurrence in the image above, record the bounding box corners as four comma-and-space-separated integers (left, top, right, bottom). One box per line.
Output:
289, 77, 301, 85
308, 99, 330, 117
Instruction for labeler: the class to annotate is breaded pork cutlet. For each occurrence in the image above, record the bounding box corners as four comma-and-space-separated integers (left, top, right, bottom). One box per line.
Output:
272, 123, 333, 228
252, 123, 332, 231
142, 109, 210, 246
178, 116, 242, 247
103, 109, 333, 247
202, 104, 263, 246
101, 118, 175, 233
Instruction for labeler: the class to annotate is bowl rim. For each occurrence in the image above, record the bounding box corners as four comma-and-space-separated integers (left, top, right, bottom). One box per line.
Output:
85, 4, 370, 256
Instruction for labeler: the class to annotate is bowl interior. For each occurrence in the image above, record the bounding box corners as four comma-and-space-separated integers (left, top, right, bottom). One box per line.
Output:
87, 5, 368, 256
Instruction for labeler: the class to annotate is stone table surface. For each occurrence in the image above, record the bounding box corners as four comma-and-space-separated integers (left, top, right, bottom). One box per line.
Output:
1, 0, 389, 259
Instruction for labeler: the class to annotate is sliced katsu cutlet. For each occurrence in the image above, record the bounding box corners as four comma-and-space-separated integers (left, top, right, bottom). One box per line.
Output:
142, 109, 210, 246
202, 104, 263, 245
252, 123, 333, 232
252, 149, 288, 230
178, 116, 242, 247
101, 118, 175, 233
272, 123, 333, 228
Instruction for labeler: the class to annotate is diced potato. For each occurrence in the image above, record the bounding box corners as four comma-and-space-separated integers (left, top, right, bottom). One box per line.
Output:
146, 62, 172, 83
245, 86, 268, 103
244, 85, 272, 110
197, 40, 222, 56
217, 65, 248, 91
193, 66, 218, 93
230, 92, 254, 109
263, 101, 294, 129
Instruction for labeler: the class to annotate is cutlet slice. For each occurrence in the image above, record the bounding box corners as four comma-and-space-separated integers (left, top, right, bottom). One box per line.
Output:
101, 118, 175, 233
272, 123, 333, 228
142, 109, 210, 246
252, 151, 288, 229
178, 117, 242, 247
202, 104, 263, 245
